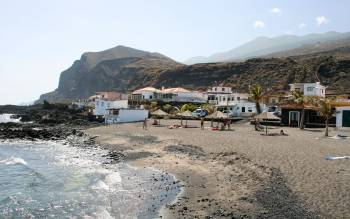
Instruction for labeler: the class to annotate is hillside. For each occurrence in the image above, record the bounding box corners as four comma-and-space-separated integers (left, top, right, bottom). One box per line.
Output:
184, 31, 350, 64
37, 46, 183, 103
154, 56, 350, 94
38, 43, 350, 103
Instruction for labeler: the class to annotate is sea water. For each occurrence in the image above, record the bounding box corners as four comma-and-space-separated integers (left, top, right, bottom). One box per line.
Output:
0, 141, 179, 218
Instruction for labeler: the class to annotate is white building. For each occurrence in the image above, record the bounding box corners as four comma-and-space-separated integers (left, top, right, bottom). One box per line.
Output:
336, 106, 350, 128
131, 87, 160, 101
93, 99, 128, 116
289, 82, 326, 97
205, 86, 249, 106
105, 109, 149, 124
160, 87, 206, 103
131, 87, 206, 103
205, 86, 264, 117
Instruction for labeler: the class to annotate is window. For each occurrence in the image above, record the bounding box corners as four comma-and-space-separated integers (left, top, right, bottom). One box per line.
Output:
307, 87, 314, 92
237, 97, 240, 101
101, 102, 104, 107
150, 95, 153, 99
142, 95, 145, 99
248, 107, 252, 112
223, 97, 226, 101
222, 88, 225, 91
214, 88, 217, 91
242, 107, 246, 112
227, 97, 230, 101
107, 103, 110, 108
96, 101, 99, 106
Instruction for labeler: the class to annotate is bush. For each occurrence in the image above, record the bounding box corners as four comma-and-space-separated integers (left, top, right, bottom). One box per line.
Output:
180, 103, 197, 112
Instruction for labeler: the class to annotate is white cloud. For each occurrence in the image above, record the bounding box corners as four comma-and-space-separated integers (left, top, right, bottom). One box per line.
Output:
254, 20, 265, 29
298, 22, 307, 29
316, 16, 330, 26
270, 8, 282, 15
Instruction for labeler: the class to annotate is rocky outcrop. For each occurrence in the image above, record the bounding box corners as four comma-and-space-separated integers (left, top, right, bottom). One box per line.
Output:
36, 46, 182, 103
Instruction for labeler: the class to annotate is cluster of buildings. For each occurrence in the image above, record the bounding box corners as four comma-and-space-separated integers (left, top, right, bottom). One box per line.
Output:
71, 82, 350, 129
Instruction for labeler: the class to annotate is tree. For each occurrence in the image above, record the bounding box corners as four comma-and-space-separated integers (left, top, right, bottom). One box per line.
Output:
249, 85, 263, 114
162, 104, 173, 113
318, 99, 334, 137
180, 103, 197, 112
292, 90, 307, 129
201, 104, 215, 114
250, 85, 263, 131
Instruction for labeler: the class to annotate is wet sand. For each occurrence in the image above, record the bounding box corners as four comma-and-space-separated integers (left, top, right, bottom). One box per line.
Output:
85, 120, 350, 218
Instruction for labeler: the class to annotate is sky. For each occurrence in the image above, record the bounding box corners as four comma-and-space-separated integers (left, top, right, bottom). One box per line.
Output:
1, 0, 350, 105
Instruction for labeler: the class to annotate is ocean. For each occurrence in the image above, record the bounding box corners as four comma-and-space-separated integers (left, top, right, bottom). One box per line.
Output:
0, 139, 179, 218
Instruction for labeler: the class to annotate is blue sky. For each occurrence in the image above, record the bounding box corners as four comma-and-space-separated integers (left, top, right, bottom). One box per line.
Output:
1, 0, 350, 104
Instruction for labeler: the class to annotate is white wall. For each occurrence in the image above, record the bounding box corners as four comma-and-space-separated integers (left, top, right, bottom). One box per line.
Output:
94, 100, 128, 116
175, 92, 206, 103
303, 83, 325, 97
336, 107, 350, 128
208, 86, 232, 93
141, 91, 155, 100
105, 109, 149, 123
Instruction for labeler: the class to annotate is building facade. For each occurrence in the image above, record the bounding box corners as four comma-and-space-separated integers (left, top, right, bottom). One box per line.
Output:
289, 82, 326, 97
131, 87, 206, 103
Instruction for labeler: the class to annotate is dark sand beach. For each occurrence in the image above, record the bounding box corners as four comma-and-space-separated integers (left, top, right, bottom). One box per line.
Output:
86, 119, 350, 218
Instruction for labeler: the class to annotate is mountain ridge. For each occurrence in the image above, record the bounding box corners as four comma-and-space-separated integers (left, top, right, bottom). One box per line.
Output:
184, 31, 350, 64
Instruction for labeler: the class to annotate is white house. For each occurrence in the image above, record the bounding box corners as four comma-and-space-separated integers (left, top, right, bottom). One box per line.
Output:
105, 109, 149, 124
93, 99, 128, 116
289, 82, 326, 97
131, 87, 160, 101
205, 86, 264, 117
131, 87, 206, 103
205, 86, 249, 106
160, 87, 206, 103
336, 106, 350, 129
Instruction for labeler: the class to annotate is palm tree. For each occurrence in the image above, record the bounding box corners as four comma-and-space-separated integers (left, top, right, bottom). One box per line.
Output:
318, 99, 334, 137
250, 85, 263, 131
292, 90, 307, 129
249, 85, 263, 114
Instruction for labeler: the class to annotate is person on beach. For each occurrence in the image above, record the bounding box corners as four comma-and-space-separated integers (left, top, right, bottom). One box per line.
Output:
143, 118, 147, 130
200, 117, 204, 130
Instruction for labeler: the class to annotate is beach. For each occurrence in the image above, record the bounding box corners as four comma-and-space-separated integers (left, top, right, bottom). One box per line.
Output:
86, 119, 350, 218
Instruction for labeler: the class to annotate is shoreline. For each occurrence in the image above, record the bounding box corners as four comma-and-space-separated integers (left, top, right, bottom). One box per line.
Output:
0, 123, 182, 218
2, 118, 350, 218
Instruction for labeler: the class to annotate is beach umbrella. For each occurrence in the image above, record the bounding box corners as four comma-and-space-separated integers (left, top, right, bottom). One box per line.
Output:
255, 112, 281, 135
206, 111, 230, 129
177, 110, 193, 126
151, 109, 168, 125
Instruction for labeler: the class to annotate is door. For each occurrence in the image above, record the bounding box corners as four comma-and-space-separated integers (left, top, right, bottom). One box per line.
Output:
289, 111, 300, 127
342, 110, 350, 127
242, 107, 246, 113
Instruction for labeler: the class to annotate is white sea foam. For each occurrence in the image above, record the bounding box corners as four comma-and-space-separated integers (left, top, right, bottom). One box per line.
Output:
93, 208, 114, 219
91, 180, 109, 191
0, 114, 20, 123
105, 172, 122, 185
0, 157, 27, 166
